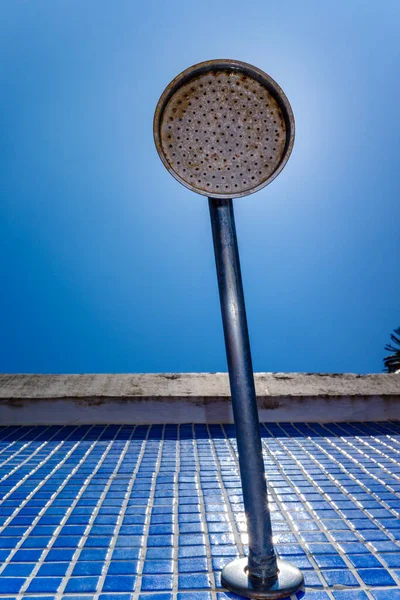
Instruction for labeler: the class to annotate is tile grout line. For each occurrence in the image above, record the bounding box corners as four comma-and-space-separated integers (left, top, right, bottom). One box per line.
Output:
261, 424, 337, 599
91, 424, 146, 600
0, 426, 38, 462
312, 424, 400, 510
171, 424, 180, 600
366, 422, 400, 443
348, 422, 400, 460
0, 426, 29, 448
12, 425, 102, 595
0, 426, 62, 486
311, 423, 400, 587
133, 425, 165, 600
211, 425, 244, 559
0, 426, 82, 537
192, 424, 217, 600
0, 426, 57, 469
57, 424, 136, 598
323, 423, 400, 484
12, 425, 111, 597
287, 422, 400, 591
265, 423, 372, 598
303, 424, 400, 519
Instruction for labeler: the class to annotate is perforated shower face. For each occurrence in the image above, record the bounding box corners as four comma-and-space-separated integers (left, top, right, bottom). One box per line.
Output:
154, 60, 294, 199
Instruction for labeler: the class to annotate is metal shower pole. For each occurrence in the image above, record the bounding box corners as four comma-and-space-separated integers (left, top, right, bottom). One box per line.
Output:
209, 197, 277, 582
209, 197, 303, 598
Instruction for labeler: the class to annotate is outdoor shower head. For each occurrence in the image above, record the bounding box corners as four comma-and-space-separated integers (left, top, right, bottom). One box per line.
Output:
154, 59, 294, 199
153, 61, 303, 599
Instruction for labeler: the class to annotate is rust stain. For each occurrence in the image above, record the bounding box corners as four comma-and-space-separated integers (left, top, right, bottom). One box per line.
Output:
258, 398, 281, 410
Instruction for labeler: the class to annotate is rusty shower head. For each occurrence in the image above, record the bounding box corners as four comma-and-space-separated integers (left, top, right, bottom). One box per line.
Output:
154, 59, 295, 199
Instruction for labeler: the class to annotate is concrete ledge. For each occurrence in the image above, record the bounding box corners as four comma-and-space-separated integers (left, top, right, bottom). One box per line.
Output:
0, 373, 399, 424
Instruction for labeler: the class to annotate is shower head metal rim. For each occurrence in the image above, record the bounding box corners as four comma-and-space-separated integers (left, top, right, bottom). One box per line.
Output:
154, 59, 295, 199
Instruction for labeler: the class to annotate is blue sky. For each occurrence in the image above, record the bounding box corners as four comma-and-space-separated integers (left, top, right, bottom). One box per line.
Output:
1, 1, 399, 374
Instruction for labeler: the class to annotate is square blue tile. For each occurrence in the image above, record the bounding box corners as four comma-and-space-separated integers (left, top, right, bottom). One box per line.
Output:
284, 555, 314, 570
212, 556, 238, 571
360, 529, 389, 542
330, 531, 359, 542
382, 553, 400, 568
371, 591, 400, 600
0, 579, 26, 594
178, 593, 212, 599
146, 547, 174, 560
321, 520, 350, 531
179, 534, 206, 546
79, 549, 108, 561
100, 595, 133, 600
115, 535, 144, 548
110, 547, 140, 560
369, 541, 400, 553
314, 554, 347, 568
302, 572, 324, 588
142, 560, 174, 574
306, 543, 338, 555
107, 561, 139, 575
72, 562, 105, 576
102, 576, 136, 592
44, 549, 75, 562
0, 538, 23, 549
333, 592, 369, 600
210, 533, 236, 545
64, 577, 100, 593
348, 553, 383, 568
207, 522, 231, 533
357, 569, 396, 586
213, 570, 223, 588
179, 545, 207, 558
179, 557, 208, 572
84, 536, 112, 548
149, 524, 173, 535
322, 570, 358, 587
146, 535, 173, 547
89, 526, 116, 536
21, 536, 52, 548
10, 549, 43, 562
211, 545, 241, 557
178, 523, 205, 534
60, 525, 87, 536
299, 532, 328, 543
217, 593, 250, 599
138, 594, 172, 600
301, 593, 332, 600
1, 563, 35, 577
26, 578, 63, 593
337, 543, 371, 554
178, 574, 212, 590
141, 574, 174, 591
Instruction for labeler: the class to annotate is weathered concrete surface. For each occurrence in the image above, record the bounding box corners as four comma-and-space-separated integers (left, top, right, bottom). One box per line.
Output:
2, 372, 400, 398
0, 373, 399, 424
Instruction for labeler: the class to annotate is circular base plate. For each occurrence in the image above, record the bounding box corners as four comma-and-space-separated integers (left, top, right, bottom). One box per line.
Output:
221, 557, 304, 599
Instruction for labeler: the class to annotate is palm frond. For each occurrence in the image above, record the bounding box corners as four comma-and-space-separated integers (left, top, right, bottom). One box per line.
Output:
383, 326, 400, 373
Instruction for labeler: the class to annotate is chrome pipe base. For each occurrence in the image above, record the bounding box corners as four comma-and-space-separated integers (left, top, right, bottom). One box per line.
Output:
221, 557, 304, 599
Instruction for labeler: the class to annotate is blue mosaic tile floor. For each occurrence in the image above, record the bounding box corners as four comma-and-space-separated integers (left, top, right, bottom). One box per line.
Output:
0, 422, 399, 600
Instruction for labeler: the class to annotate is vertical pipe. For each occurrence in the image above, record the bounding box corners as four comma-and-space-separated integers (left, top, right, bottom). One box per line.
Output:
208, 197, 277, 582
